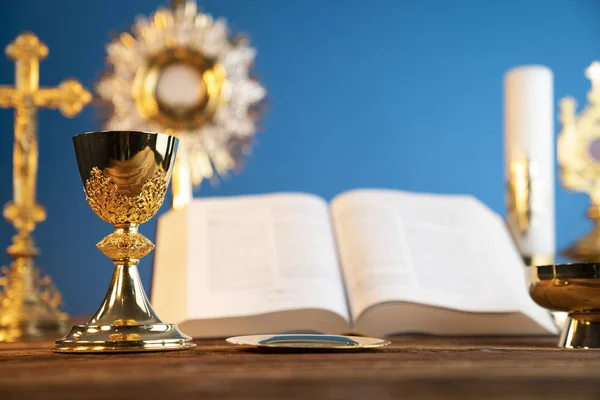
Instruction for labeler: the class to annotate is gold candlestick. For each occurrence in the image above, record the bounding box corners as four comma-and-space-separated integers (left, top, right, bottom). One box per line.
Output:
0, 33, 91, 341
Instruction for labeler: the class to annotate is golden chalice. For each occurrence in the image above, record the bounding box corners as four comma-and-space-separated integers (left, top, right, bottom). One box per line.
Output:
52, 130, 194, 352
528, 263, 600, 348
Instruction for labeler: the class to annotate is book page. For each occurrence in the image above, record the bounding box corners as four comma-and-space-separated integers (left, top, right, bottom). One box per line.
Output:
330, 189, 546, 323
184, 193, 350, 324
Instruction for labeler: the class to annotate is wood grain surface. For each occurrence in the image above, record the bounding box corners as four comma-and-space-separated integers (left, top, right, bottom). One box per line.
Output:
1, 335, 599, 399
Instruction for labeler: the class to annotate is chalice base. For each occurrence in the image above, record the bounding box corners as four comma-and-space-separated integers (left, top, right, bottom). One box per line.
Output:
559, 317, 600, 349
52, 263, 195, 353
52, 323, 195, 353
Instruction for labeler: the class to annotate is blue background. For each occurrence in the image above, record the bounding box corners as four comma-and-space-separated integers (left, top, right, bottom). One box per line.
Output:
0, 0, 597, 316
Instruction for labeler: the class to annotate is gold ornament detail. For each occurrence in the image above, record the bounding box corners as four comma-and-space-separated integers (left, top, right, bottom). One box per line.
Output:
84, 167, 167, 226
96, 229, 155, 261
0, 32, 91, 341
0, 259, 69, 342
559, 61, 600, 262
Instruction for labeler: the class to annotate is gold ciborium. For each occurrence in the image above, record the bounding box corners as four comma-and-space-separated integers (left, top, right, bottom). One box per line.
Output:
528, 263, 600, 348
52, 131, 194, 353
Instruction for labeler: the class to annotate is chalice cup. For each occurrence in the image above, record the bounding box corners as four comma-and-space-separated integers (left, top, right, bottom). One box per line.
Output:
52, 131, 195, 353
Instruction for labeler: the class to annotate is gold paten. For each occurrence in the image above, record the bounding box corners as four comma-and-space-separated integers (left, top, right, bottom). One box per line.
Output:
96, 0, 266, 210
528, 263, 600, 348
558, 62, 600, 262
227, 334, 391, 350
0, 33, 91, 342
53, 131, 194, 353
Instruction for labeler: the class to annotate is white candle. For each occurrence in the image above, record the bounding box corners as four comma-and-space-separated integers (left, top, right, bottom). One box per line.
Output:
504, 65, 555, 263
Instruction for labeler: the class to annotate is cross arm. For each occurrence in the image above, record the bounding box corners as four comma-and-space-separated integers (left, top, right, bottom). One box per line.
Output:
0, 86, 17, 108
34, 79, 91, 117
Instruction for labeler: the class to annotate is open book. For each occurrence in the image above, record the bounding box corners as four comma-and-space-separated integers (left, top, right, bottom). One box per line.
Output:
151, 189, 557, 338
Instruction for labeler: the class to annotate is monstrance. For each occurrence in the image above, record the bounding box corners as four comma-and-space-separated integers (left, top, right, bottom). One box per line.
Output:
558, 61, 600, 262
96, 0, 266, 209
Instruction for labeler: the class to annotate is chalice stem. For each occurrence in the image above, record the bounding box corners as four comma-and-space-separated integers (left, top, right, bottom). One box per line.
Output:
54, 222, 194, 352
91, 224, 161, 326
88, 261, 161, 327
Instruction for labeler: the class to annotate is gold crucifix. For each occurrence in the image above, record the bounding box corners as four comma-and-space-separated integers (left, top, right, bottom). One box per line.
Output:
0, 33, 91, 341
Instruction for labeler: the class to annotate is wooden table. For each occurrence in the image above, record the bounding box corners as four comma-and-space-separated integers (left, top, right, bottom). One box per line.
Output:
1, 336, 600, 399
